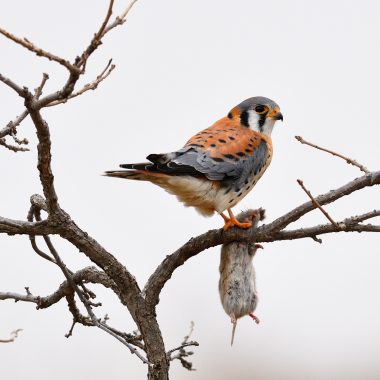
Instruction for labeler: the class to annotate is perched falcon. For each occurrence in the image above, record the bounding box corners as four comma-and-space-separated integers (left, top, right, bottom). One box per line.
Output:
105, 97, 283, 230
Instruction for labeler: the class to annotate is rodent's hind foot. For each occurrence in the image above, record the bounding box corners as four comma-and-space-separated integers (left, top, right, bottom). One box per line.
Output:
249, 312, 260, 324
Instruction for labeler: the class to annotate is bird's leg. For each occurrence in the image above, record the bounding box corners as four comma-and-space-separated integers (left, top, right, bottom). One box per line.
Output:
249, 312, 260, 324
219, 212, 230, 223
223, 209, 253, 230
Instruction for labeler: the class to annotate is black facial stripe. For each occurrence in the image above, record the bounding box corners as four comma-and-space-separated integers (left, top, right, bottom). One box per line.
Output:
258, 114, 266, 132
240, 110, 249, 127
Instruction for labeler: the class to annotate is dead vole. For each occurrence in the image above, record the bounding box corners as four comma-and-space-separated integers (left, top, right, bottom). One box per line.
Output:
219, 208, 265, 345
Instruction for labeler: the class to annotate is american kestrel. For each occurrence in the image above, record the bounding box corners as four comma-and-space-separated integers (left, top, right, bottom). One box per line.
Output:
105, 97, 283, 230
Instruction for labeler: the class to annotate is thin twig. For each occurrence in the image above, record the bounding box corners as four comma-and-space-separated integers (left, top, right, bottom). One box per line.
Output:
167, 321, 198, 371
0, 267, 114, 308
75, 0, 115, 69
0, 263, 148, 362
38, 226, 150, 364
27, 196, 97, 300
0, 110, 29, 139
30, 208, 97, 305
99, 324, 145, 351
34, 73, 49, 99
103, 0, 139, 35
266, 223, 380, 242
0, 138, 29, 152
295, 135, 370, 174
0, 329, 23, 343
0, 291, 38, 303
0, 27, 78, 73
0, 72, 27, 97
28, 200, 117, 341
47, 60, 115, 106
11, 132, 28, 146
167, 341, 199, 357
265, 171, 380, 233
348, 210, 380, 223
96, 0, 115, 40
65, 320, 77, 338
27, 200, 57, 264
311, 235, 323, 244
184, 321, 194, 342
97, 323, 151, 365
297, 179, 340, 229
1, 1, 138, 112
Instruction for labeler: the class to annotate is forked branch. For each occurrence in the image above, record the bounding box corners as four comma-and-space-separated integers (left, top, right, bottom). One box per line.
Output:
144, 169, 380, 306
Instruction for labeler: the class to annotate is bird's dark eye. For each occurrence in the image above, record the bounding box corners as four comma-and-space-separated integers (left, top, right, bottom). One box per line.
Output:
255, 105, 267, 114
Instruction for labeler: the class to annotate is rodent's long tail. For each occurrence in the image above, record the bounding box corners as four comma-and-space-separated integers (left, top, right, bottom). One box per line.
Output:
230, 314, 237, 346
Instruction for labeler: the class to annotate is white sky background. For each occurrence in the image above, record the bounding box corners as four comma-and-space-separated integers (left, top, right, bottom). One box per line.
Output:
1, 0, 380, 379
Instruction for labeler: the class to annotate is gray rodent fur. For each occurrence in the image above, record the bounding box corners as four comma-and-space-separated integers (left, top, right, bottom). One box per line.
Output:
219, 208, 265, 345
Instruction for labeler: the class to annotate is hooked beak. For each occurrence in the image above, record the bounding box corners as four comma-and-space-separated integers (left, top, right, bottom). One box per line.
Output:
272, 112, 283, 121
268, 109, 283, 122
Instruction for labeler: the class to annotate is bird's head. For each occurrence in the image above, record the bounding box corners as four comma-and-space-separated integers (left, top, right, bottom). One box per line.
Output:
228, 96, 283, 136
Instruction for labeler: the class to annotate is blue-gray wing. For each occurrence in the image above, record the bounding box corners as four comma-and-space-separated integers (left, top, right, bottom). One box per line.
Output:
120, 139, 271, 190
172, 139, 270, 188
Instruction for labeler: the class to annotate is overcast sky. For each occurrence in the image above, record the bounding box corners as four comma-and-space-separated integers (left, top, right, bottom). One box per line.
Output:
1, 0, 380, 379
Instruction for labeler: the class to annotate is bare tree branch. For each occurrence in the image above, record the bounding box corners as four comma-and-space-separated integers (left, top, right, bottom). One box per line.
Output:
347, 209, 380, 224
35, 71, 80, 108
0, 216, 54, 235
25, 106, 59, 213
0, 291, 39, 304
297, 179, 340, 228
0, 110, 29, 139
101, 318, 145, 350
0, 72, 27, 97
263, 223, 380, 242
0, 267, 111, 307
263, 170, 380, 233
34, 73, 49, 99
96, 0, 115, 40
103, 0, 139, 35
144, 170, 380, 307
26, 208, 148, 361
75, 0, 115, 69
295, 135, 370, 174
0, 138, 29, 152
167, 321, 199, 371
26, 196, 151, 363
0, 1, 168, 377
0, 0, 139, 153
2, 2, 378, 378
47, 60, 115, 107
3, 170, 380, 311
0, 26, 78, 73
0, 0, 139, 112
0, 263, 147, 361
10, 132, 28, 147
